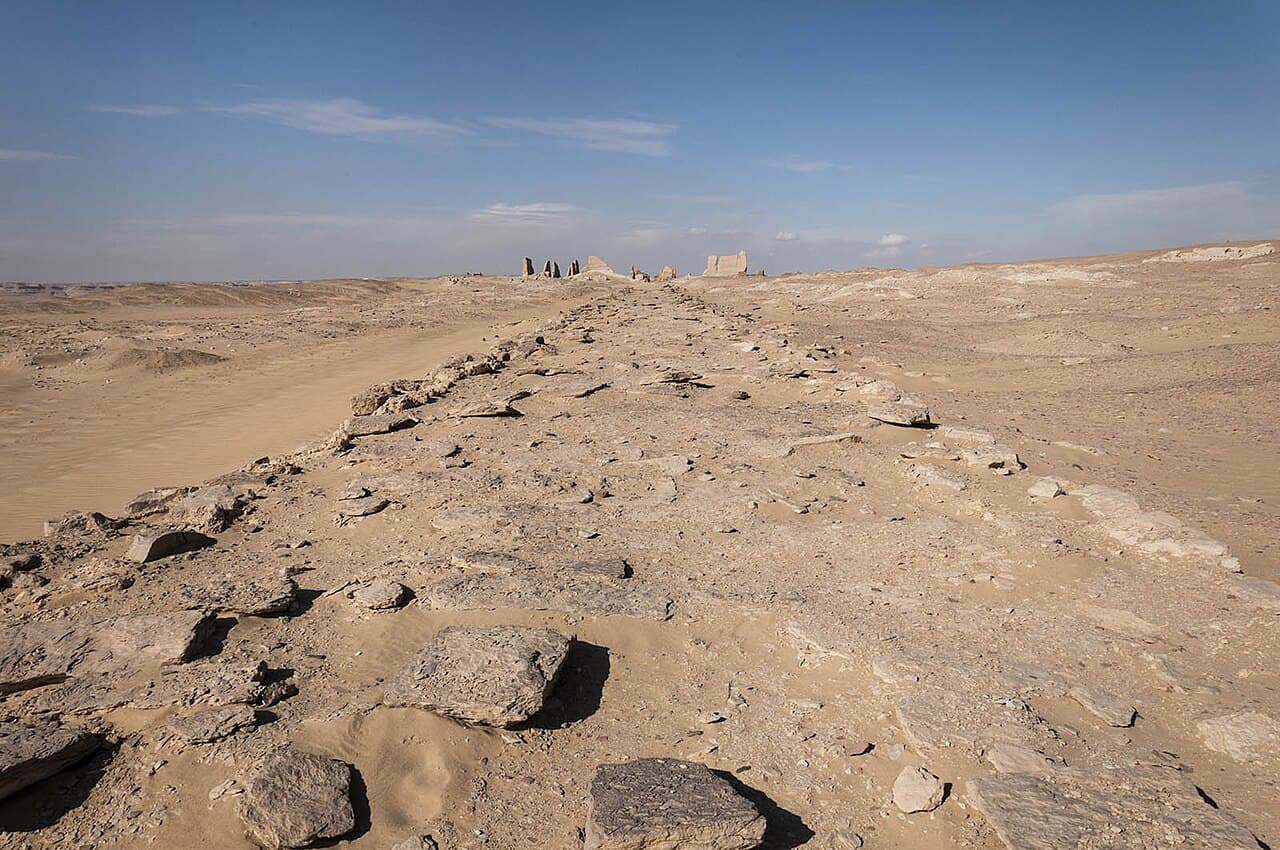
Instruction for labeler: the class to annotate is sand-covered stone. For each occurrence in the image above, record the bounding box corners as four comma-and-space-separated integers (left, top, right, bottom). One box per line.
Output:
385, 625, 573, 727
966, 767, 1259, 849
238, 748, 355, 849
0, 720, 99, 800
585, 758, 766, 849
428, 573, 672, 619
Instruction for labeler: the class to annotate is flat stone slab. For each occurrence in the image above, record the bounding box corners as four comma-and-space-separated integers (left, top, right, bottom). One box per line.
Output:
194, 575, 298, 615
167, 705, 258, 744
966, 767, 1260, 850
0, 610, 215, 695
336, 495, 389, 519
343, 413, 418, 437
867, 401, 933, 427
569, 558, 631, 579
1068, 685, 1136, 727
427, 573, 672, 620
0, 721, 99, 800
384, 625, 573, 727
1196, 711, 1280, 763
585, 758, 766, 850
238, 749, 354, 849
451, 550, 531, 573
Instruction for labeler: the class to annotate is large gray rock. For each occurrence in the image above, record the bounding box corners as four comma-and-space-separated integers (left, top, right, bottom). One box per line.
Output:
966, 767, 1259, 849
585, 758, 766, 850
125, 527, 214, 563
385, 625, 572, 727
427, 573, 672, 620
238, 749, 355, 849
0, 721, 99, 800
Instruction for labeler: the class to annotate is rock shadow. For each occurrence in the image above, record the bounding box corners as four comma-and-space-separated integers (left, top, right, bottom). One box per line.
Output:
521, 640, 610, 730
714, 770, 814, 849
0, 736, 114, 832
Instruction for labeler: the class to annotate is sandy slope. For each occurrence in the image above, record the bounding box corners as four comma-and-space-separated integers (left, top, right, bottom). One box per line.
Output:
0, 244, 1276, 850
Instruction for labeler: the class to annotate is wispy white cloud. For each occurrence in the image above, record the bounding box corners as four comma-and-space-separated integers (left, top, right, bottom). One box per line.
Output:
206, 97, 469, 142
655, 193, 735, 205
1044, 181, 1249, 219
487, 117, 676, 156
765, 158, 848, 173
864, 233, 912, 259
0, 147, 76, 161
90, 104, 180, 117
686, 226, 708, 236
468, 202, 579, 224
774, 230, 798, 242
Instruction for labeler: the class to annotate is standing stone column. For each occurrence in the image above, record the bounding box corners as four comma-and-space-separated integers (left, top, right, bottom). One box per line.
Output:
542, 260, 553, 276
522, 257, 534, 276
552, 262, 561, 278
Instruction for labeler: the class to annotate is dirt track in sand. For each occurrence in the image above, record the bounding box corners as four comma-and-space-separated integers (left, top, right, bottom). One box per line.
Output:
0, 243, 1276, 849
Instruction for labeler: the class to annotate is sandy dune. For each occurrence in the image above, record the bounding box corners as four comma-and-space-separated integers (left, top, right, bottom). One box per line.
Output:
0, 243, 1276, 850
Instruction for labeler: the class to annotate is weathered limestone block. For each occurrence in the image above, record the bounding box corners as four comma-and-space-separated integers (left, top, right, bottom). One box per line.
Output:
585, 758, 766, 849
384, 625, 572, 727
522, 256, 535, 276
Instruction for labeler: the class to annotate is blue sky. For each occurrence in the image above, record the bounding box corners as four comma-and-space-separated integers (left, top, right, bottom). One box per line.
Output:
2, 1, 1277, 282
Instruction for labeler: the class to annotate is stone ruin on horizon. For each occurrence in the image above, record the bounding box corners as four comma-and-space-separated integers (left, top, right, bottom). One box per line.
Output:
704, 250, 748, 277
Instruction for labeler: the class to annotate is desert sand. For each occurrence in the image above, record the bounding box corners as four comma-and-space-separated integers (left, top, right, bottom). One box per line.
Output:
0, 242, 1277, 850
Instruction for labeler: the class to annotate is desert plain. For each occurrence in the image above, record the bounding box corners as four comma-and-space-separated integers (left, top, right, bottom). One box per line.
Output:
0, 241, 1277, 849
